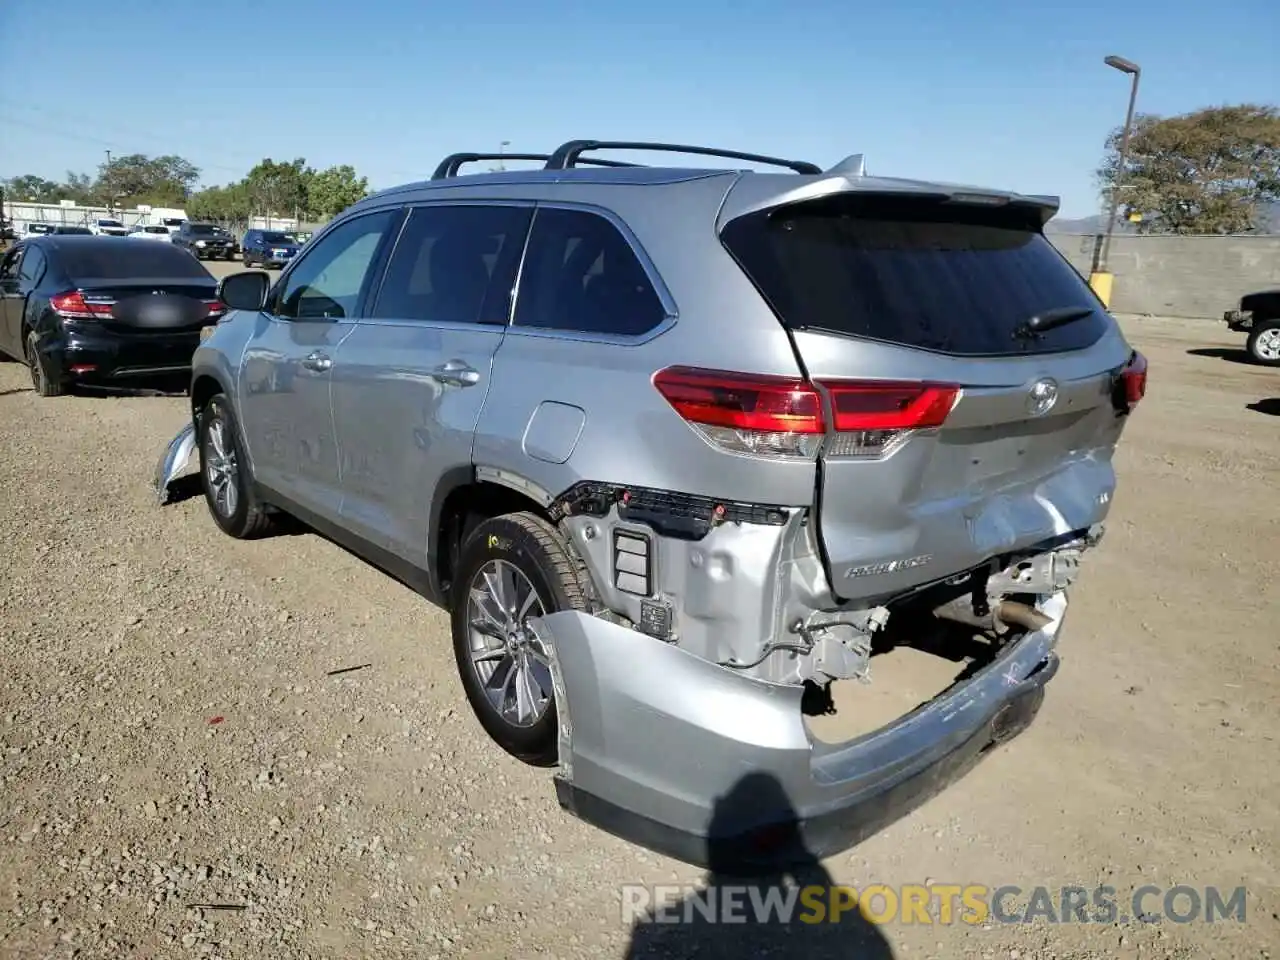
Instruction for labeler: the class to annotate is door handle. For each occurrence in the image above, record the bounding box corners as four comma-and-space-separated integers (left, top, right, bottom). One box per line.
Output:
430, 359, 480, 387
302, 351, 332, 372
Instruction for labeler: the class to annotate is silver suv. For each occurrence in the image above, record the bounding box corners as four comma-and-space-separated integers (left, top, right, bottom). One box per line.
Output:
155, 140, 1147, 868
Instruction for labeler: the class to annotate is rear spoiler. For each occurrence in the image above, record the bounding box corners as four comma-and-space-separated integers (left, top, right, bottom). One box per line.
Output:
717, 177, 1063, 230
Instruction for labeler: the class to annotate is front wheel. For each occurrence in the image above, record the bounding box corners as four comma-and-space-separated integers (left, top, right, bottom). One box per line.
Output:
197, 394, 276, 538
1246, 319, 1280, 366
450, 512, 590, 766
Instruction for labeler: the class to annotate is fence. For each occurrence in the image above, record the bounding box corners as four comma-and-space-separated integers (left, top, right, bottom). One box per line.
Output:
1047, 233, 1280, 319
0, 200, 307, 239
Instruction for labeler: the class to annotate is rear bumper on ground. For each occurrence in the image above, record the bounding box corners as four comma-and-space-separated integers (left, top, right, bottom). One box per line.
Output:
1224, 309, 1253, 332
154, 421, 197, 505
534, 591, 1066, 871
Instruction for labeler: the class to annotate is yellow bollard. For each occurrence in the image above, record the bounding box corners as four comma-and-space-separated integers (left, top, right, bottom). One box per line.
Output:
1088, 271, 1114, 308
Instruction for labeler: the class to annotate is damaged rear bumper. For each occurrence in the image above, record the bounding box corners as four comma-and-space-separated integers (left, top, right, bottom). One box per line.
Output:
533, 591, 1065, 871
154, 421, 196, 504
1224, 309, 1253, 332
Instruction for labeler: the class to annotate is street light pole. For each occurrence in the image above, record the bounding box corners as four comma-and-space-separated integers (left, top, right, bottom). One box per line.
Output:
497, 140, 510, 171
1100, 55, 1141, 272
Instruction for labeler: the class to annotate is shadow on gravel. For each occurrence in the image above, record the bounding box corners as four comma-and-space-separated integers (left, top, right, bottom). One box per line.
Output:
0, 387, 31, 397
1246, 398, 1280, 417
1186, 347, 1256, 366
623, 772, 895, 960
163, 474, 205, 505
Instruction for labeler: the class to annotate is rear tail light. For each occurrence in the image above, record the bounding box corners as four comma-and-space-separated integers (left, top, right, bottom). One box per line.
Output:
651, 366, 825, 459
652, 366, 960, 461
1120, 350, 1147, 410
820, 381, 961, 458
50, 291, 113, 319
203, 299, 228, 319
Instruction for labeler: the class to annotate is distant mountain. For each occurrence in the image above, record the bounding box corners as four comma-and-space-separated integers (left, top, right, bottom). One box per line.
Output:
1046, 201, 1279, 235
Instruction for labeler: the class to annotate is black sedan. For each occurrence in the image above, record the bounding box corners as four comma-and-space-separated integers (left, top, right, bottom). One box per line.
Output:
0, 236, 224, 396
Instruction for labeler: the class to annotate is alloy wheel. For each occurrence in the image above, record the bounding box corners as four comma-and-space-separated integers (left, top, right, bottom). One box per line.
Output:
204, 417, 240, 518
465, 560, 553, 728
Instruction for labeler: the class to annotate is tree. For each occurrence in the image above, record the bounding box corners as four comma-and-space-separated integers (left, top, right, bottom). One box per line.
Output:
187, 182, 253, 222
3, 174, 67, 202
243, 157, 313, 218
96, 153, 200, 208
306, 164, 369, 219
1098, 104, 1280, 234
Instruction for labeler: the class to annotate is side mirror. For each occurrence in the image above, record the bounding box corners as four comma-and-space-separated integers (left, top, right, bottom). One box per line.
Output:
218, 271, 270, 312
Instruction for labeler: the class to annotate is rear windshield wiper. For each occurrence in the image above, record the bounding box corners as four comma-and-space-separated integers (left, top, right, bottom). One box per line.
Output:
1012, 306, 1095, 341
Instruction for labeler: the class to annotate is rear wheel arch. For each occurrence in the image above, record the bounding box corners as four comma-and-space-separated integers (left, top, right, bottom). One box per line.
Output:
431, 475, 572, 603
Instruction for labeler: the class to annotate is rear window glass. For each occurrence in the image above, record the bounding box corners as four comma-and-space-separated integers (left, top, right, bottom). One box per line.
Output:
187, 224, 218, 234
144, 226, 169, 234
261, 232, 293, 243
721, 194, 1108, 356
58, 242, 211, 280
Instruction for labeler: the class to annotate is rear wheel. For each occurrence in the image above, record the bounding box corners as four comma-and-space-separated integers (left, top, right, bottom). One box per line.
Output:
450, 512, 590, 766
26, 331, 63, 397
1246, 319, 1280, 366
198, 394, 276, 538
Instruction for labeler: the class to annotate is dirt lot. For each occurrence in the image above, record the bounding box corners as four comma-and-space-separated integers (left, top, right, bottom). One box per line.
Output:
0, 311, 1277, 960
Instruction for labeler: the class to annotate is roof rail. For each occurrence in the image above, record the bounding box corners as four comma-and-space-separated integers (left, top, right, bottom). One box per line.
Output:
431, 151, 638, 180
544, 140, 823, 175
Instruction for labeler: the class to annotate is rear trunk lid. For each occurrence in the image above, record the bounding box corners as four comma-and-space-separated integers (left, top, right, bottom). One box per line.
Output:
719, 186, 1143, 603
56, 279, 221, 336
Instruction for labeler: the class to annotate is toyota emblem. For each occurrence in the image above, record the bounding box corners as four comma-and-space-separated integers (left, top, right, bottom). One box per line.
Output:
1027, 378, 1059, 417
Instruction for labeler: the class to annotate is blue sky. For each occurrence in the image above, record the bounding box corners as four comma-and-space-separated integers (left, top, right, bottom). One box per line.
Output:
1, 0, 1276, 217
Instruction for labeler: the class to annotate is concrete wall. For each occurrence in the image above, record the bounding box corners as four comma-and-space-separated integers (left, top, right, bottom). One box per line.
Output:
1047, 233, 1280, 318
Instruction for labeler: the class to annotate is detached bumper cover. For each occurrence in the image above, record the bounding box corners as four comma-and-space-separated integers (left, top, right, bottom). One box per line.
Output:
1224, 310, 1253, 332
154, 421, 196, 504
534, 592, 1066, 870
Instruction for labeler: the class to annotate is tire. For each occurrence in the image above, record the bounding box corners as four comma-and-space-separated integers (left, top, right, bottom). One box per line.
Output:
26, 331, 64, 397
197, 393, 276, 539
1245, 319, 1280, 367
450, 512, 590, 766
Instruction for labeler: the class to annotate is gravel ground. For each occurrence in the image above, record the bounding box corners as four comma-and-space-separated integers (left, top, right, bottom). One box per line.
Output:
0, 310, 1277, 960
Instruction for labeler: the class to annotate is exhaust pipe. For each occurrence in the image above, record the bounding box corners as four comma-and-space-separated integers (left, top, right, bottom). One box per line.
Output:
994, 600, 1052, 632
933, 597, 1052, 634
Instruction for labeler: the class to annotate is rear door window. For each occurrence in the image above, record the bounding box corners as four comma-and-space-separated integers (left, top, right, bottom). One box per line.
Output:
513, 207, 666, 337
721, 194, 1108, 356
371, 204, 532, 325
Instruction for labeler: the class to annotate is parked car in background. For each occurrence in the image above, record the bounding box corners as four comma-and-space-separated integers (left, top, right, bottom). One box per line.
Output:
127, 224, 177, 242
1224, 288, 1280, 366
155, 140, 1147, 869
91, 217, 129, 237
171, 222, 237, 260
0, 235, 223, 396
23, 223, 55, 238
240, 228, 301, 269
50, 226, 93, 236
